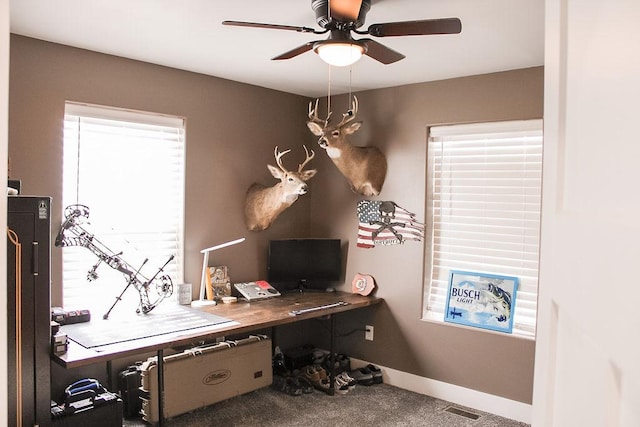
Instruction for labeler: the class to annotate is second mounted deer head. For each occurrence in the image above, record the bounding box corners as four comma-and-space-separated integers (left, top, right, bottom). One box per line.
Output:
307, 96, 387, 196
244, 145, 317, 231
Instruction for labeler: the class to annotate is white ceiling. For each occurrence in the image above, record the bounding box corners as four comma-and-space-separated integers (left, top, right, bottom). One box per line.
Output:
9, 0, 544, 98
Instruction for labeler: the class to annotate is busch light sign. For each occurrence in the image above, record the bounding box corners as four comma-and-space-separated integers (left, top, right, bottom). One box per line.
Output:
444, 271, 519, 334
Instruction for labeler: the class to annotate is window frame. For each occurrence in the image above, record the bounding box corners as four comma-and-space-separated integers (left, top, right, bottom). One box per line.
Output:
61, 102, 186, 313
422, 119, 543, 339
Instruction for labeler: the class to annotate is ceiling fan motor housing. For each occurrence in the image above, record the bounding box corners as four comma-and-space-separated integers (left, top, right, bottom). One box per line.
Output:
223, 2, 461, 65
312, 0, 371, 29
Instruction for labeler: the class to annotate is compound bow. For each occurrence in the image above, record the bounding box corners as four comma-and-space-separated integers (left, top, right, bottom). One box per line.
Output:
55, 204, 174, 318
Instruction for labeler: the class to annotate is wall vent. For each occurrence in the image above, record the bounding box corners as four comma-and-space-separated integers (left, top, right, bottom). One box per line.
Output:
443, 405, 481, 420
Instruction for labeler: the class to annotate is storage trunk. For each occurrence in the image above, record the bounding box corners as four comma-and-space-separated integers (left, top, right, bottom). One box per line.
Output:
140, 335, 272, 423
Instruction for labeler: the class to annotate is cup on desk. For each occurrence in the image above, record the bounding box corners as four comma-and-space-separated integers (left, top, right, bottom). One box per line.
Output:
177, 283, 192, 305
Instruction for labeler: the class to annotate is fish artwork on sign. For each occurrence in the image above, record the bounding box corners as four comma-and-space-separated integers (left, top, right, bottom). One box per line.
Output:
480, 283, 513, 323
444, 271, 519, 334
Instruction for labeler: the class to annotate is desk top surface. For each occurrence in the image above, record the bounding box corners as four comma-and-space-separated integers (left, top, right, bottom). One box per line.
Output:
54, 291, 381, 368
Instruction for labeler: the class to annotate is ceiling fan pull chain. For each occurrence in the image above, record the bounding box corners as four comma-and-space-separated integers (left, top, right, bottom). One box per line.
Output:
327, 64, 332, 116
348, 65, 353, 108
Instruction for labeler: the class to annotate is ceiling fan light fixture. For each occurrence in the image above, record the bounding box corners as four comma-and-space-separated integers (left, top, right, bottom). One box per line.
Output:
314, 42, 365, 67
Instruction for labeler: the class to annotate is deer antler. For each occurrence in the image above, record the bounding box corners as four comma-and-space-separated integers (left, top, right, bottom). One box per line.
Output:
298, 145, 315, 172
308, 99, 331, 126
274, 146, 292, 173
335, 96, 359, 128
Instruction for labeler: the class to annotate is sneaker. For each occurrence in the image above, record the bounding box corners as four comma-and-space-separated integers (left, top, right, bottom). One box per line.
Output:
337, 371, 357, 390
366, 364, 383, 384
304, 365, 330, 392
323, 353, 352, 374
313, 349, 328, 365
293, 375, 314, 394
337, 354, 351, 373
303, 365, 320, 383
349, 367, 374, 386
272, 374, 303, 396
333, 375, 350, 394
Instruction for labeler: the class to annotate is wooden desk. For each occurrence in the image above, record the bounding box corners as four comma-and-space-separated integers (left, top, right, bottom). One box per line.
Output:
53, 291, 381, 424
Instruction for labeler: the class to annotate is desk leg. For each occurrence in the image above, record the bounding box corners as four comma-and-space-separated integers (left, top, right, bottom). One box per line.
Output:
157, 349, 164, 426
106, 360, 113, 391
328, 314, 335, 396
271, 326, 276, 354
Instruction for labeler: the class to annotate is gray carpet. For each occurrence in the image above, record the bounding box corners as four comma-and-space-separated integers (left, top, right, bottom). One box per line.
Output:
123, 383, 529, 427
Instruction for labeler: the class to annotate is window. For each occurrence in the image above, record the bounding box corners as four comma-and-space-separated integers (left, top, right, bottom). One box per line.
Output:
62, 102, 185, 315
423, 120, 543, 339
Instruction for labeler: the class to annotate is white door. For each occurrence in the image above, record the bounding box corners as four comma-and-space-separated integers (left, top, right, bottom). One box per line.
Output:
533, 1, 640, 426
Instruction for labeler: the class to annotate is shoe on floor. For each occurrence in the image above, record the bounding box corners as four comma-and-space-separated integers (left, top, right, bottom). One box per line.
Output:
304, 365, 330, 392
333, 374, 350, 394
366, 364, 383, 384
272, 374, 303, 396
313, 349, 328, 365
322, 353, 352, 374
292, 371, 314, 394
337, 371, 357, 390
349, 367, 374, 386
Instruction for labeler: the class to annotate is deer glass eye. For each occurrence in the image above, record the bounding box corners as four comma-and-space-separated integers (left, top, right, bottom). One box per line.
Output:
332, 130, 340, 137
288, 177, 294, 182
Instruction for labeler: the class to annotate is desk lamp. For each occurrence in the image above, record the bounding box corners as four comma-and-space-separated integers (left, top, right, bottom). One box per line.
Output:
191, 237, 245, 307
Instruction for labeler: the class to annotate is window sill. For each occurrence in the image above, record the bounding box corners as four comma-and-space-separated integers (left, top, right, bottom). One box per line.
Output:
420, 315, 535, 341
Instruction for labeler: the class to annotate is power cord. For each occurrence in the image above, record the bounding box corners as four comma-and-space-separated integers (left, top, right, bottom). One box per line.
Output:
337, 327, 370, 338
311, 318, 369, 338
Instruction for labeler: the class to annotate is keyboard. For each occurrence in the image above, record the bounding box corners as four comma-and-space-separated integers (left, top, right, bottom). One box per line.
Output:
289, 301, 350, 316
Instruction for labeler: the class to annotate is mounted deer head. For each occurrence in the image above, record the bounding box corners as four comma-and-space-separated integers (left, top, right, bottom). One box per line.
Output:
244, 145, 317, 231
307, 96, 387, 196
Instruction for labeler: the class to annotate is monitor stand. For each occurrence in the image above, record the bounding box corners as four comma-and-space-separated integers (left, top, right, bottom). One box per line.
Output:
291, 280, 335, 293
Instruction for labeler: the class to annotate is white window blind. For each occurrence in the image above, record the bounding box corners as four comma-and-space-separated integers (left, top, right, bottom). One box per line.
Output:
423, 120, 543, 339
62, 102, 185, 314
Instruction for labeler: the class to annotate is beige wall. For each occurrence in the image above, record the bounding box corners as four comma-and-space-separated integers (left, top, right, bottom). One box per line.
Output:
9, 35, 314, 307
9, 34, 543, 404
314, 69, 543, 404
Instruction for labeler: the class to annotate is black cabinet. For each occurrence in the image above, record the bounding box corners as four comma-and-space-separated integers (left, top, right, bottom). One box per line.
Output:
7, 196, 52, 427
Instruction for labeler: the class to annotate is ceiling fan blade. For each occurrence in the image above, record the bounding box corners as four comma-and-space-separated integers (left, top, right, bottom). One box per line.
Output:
329, 0, 363, 21
222, 20, 321, 34
360, 38, 405, 64
272, 42, 316, 60
365, 17, 462, 37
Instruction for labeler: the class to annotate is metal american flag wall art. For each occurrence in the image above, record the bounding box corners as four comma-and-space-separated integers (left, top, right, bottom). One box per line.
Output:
356, 200, 424, 248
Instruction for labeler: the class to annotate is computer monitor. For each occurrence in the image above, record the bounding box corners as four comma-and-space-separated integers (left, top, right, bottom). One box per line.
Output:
267, 238, 342, 293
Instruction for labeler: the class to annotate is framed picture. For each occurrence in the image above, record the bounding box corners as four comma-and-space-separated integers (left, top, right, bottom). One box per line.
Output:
205, 266, 231, 301
444, 270, 519, 334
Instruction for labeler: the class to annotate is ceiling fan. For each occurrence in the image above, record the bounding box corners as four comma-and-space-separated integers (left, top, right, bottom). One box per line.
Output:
222, 0, 462, 67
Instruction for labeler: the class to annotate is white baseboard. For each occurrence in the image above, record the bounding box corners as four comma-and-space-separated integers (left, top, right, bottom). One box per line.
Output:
350, 358, 532, 424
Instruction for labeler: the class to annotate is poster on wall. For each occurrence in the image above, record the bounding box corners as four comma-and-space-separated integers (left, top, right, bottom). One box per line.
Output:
356, 200, 424, 248
444, 270, 519, 334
